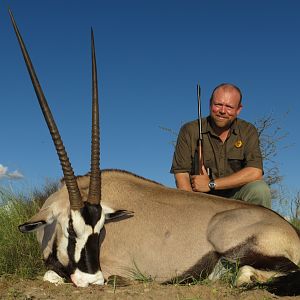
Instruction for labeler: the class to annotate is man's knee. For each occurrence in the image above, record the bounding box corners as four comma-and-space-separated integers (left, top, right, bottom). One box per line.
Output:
233, 180, 271, 208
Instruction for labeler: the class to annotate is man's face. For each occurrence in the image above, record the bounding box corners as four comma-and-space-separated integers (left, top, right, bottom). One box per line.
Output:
210, 87, 242, 130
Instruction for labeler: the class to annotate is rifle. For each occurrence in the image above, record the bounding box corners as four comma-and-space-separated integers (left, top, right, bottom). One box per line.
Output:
197, 83, 210, 176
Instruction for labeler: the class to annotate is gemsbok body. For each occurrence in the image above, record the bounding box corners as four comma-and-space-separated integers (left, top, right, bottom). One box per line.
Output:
9, 10, 300, 296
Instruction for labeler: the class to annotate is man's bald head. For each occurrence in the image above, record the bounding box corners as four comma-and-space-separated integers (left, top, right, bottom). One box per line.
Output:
210, 83, 242, 105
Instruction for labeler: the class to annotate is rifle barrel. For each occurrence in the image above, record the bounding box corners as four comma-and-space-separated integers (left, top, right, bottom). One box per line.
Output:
197, 83, 202, 141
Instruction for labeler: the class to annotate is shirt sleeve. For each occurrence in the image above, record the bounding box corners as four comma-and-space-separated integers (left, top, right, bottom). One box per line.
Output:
170, 124, 193, 174
243, 125, 263, 170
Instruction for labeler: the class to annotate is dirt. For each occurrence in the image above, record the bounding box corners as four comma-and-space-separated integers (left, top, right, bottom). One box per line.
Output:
1, 277, 300, 300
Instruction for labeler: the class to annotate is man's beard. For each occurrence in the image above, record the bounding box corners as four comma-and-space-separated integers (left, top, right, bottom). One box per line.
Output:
212, 115, 233, 129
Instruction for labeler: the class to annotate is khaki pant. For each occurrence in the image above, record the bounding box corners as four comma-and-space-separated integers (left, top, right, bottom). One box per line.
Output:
232, 180, 271, 208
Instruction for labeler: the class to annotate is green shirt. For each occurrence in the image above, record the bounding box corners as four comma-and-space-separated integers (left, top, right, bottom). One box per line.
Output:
170, 117, 263, 195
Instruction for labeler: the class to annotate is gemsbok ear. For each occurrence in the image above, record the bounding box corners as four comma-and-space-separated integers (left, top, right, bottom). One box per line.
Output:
19, 221, 47, 233
18, 191, 62, 233
104, 210, 134, 222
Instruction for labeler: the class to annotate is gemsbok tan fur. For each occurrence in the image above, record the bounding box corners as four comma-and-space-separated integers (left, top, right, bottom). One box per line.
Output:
9, 9, 300, 296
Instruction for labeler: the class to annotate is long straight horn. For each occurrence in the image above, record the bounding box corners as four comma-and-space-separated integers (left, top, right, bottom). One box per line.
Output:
87, 29, 101, 205
9, 9, 83, 210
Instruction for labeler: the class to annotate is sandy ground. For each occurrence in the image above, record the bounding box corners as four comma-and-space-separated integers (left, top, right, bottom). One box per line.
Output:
1, 276, 300, 300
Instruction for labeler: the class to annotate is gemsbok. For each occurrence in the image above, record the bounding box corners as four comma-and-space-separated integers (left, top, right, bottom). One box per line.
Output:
9, 9, 300, 296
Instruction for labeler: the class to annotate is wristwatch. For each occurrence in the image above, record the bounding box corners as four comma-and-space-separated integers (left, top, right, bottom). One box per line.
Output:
208, 180, 216, 191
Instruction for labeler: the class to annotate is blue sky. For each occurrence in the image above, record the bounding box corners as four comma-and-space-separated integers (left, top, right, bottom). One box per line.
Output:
0, 1, 299, 207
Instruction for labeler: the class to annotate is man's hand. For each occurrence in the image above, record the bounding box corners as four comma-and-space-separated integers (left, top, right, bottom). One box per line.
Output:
190, 166, 210, 192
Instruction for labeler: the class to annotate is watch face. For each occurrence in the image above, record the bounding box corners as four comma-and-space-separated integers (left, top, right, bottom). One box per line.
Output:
209, 181, 216, 189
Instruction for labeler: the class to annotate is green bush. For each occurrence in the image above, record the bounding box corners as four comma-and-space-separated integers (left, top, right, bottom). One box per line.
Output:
291, 218, 300, 231
0, 181, 59, 278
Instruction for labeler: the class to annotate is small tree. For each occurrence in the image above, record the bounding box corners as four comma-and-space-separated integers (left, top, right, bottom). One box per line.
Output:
254, 113, 289, 187
290, 191, 300, 220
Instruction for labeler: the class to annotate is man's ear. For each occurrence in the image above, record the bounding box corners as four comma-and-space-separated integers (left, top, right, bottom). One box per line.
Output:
237, 103, 243, 115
